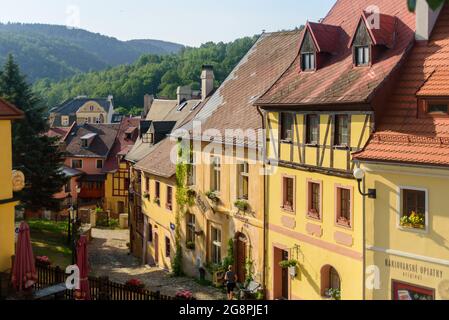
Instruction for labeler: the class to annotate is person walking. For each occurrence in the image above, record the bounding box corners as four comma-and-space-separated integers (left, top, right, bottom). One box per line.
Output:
224, 265, 237, 300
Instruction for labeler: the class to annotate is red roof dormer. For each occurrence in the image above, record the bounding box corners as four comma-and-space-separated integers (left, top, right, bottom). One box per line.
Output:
299, 21, 343, 72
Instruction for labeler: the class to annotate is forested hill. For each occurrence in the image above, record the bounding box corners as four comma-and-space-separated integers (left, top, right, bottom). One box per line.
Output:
33, 36, 258, 110
0, 23, 184, 82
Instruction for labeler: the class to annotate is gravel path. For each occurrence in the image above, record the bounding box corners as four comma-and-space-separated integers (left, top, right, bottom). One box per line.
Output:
88, 228, 226, 300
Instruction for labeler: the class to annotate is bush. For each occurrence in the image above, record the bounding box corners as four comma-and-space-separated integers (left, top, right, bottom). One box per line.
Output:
205, 191, 219, 203
234, 199, 249, 211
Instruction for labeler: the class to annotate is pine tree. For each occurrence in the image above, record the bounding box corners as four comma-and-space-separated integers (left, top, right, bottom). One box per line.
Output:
0, 54, 67, 212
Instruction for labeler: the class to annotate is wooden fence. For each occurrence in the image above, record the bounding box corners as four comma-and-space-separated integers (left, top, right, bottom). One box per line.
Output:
35, 264, 174, 300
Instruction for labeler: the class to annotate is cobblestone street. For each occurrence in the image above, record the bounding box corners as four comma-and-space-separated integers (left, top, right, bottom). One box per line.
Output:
88, 228, 226, 300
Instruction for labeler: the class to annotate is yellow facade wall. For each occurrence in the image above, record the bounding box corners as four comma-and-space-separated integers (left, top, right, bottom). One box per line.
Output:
362, 163, 449, 300
266, 164, 364, 300
0, 120, 15, 272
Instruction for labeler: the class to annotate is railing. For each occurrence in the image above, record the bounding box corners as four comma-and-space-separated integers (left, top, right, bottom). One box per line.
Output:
34, 264, 174, 300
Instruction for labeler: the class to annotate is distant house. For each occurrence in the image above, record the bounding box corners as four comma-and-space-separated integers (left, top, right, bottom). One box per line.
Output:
49, 95, 115, 128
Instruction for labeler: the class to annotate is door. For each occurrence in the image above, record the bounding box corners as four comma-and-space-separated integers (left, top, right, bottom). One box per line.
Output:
117, 201, 125, 214
273, 247, 289, 300
154, 232, 159, 265
281, 250, 289, 299
235, 233, 247, 283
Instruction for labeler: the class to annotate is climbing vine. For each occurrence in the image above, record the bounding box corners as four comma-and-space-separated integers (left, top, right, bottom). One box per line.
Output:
172, 139, 189, 276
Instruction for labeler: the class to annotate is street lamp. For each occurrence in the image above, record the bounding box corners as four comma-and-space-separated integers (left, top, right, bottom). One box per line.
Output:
353, 167, 376, 301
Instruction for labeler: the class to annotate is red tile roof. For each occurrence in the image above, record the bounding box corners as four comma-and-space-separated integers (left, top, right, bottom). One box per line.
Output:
354, 4, 449, 167
103, 117, 140, 172
0, 97, 24, 119
306, 22, 343, 53
255, 0, 416, 107
134, 138, 177, 178
349, 11, 397, 48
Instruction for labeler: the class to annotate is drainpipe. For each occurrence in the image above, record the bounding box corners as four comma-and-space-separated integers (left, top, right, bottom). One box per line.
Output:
257, 106, 268, 296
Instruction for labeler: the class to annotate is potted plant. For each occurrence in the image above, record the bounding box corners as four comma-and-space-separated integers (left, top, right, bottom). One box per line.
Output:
125, 278, 145, 292
308, 208, 320, 220
143, 192, 150, 199
153, 197, 160, 206
205, 191, 219, 203
234, 199, 249, 212
400, 211, 425, 229
186, 241, 195, 250
326, 288, 341, 300
279, 259, 298, 278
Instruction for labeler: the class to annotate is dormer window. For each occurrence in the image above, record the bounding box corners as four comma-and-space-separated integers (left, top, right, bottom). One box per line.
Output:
428, 103, 448, 114
354, 45, 370, 66
82, 139, 88, 148
301, 52, 316, 71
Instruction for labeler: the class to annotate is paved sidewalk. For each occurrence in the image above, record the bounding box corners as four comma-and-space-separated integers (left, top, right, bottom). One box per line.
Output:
88, 228, 226, 300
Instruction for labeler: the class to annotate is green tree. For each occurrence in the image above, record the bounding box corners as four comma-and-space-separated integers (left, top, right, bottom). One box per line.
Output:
0, 54, 67, 212
408, 0, 446, 11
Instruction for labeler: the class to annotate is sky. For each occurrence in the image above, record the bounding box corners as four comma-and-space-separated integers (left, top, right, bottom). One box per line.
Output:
0, 0, 336, 47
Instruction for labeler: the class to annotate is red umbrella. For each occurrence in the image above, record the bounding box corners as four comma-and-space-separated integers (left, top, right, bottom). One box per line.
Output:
11, 221, 37, 291
75, 235, 90, 300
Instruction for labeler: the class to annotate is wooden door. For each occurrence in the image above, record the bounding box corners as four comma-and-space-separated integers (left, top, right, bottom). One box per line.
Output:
235, 233, 247, 283
281, 250, 289, 299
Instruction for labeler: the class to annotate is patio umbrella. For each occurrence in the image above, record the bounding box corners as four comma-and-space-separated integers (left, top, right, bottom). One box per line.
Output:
11, 221, 37, 291
75, 235, 91, 300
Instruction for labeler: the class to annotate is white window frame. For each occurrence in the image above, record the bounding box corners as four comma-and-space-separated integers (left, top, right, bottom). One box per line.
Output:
210, 156, 221, 193
61, 116, 69, 126
396, 186, 429, 234
211, 226, 222, 264
237, 161, 249, 200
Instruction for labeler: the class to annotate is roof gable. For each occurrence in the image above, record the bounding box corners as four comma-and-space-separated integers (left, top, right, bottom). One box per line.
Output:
302, 21, 343, 54
0, 98, 24, 120
349, 11, 397, 48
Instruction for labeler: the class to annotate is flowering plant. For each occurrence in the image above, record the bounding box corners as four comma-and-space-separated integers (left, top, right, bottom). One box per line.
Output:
326, 288, 341, 300
400, 211, 425, 229
125, 278, 145, 291
36, 256, 52, 266
175, 290, 194, 300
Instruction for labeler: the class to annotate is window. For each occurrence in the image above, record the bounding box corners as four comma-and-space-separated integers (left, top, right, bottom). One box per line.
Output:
238, 162, 249, 200
428, 103, 448, 114
355, 46, 370, 66
72, 159, 82, 169
65, 181, 71, 193
113, 168, 129, 197
145, 177, 150, 193
89, 105, 94, 111
186, 213, 195, 248
400, 189, 426, 230
280, 113, 293, 141
143, 133, 154, 144
334, 115, 349, 147
336, 187, 352, 227
321, 265, 341, 298
96, 159, 103, 169
148, 224, 153, 243
165, 237, 171, 258
82, 139, 88, 148
301, 52, 316, 71
187, 152, 196, 186
211, 227, 222, 264
61, 116, 69, 126
155, 181, 160, 204
306, 115, 319, 145
211, 157, 221, 192
282, 176, 295, 212
166, 186, 173, 211
307, 181, 321, 219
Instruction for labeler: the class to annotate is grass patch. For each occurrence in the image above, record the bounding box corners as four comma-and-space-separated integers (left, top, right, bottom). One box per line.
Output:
22, 219, 72, 268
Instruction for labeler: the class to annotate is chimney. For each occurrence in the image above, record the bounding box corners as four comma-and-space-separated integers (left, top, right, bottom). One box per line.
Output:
177, 85, 193, 105
201, 65, 215, 101
415, 0, 443, 41
143, 94, 154, 118
107, 95, 113, 102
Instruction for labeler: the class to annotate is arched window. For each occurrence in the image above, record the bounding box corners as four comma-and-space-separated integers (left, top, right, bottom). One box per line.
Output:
321, 265, 341, 297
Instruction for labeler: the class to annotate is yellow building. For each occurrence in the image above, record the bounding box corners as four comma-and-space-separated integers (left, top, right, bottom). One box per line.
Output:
254, 0, 415, 300
0, 98, 24, 272
354, 2, 449, 300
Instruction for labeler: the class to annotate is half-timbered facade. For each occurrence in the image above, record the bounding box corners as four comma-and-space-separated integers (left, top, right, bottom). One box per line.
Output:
255, 0, 416, 300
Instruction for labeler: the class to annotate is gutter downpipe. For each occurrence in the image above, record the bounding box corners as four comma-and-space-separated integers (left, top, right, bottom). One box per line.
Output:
257, 105, 268, 297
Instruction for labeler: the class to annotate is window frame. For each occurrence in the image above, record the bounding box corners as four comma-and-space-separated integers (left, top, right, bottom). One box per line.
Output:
397, 186, 429, 234
354, 45, 371, 67
305, 114, 319, 146
96, 159, 103, 169
155, 181, 161, 205
301, 52, 316, 72
334, 115, 350, 148
61, 116, 70, 126
166, 185, 173, 211
306, 179, 322, 221
280, 112, 294, 142
72, 159, 83, 169
211, 226, 222, 265
186, 213, 196, 248
419, 98, 449, 118
165, 236, 171, 258
281, 175, 295, 213
335, 185, 353, 229
210, 156, 221, 193
237, 161, 249, 200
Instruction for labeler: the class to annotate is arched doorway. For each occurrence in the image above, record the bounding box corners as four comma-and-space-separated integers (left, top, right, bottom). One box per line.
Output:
320, 265, 341, 298
235, 232, 247, 284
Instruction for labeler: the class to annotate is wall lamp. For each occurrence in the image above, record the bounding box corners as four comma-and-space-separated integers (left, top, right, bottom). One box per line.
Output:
353, 168, 376, 199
